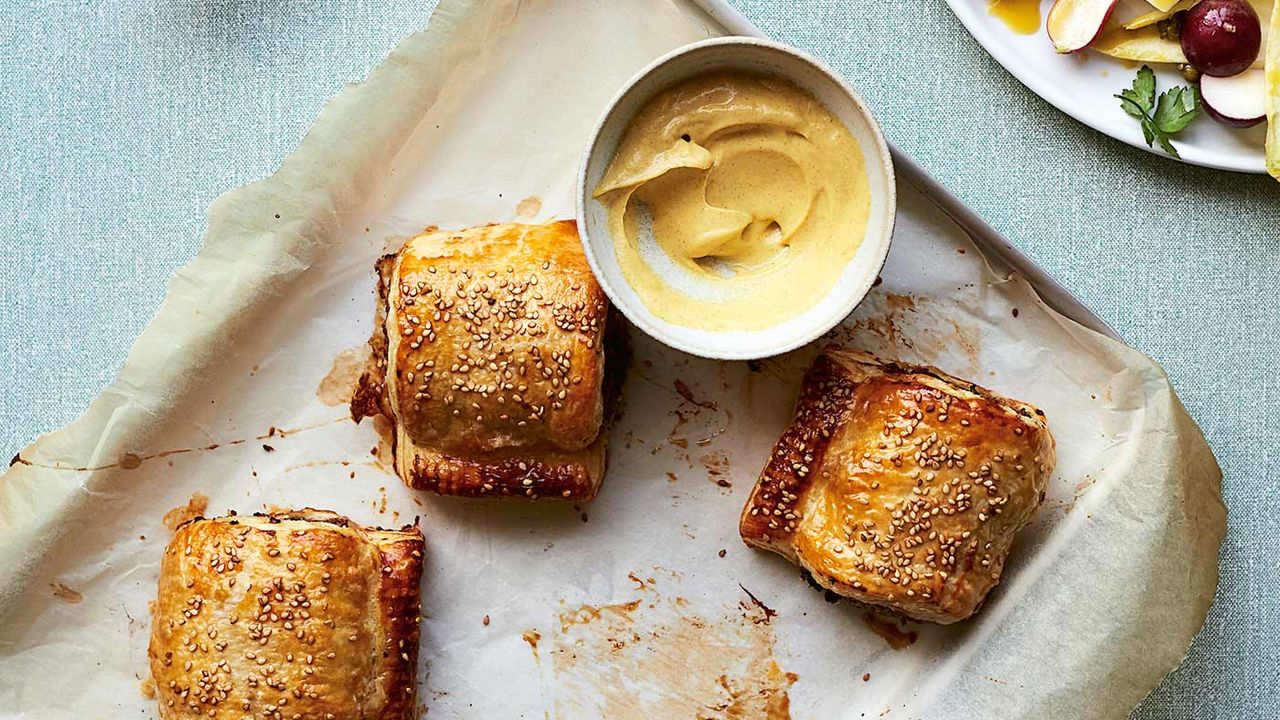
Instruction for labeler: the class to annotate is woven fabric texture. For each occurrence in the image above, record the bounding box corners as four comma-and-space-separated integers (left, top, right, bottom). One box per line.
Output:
0, 1, 1274, 716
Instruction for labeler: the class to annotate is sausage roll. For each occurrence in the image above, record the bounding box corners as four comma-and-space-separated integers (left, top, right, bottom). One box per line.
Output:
148, 509, 424, 719
353, 220, 614, 500
739, 347, 1055, 624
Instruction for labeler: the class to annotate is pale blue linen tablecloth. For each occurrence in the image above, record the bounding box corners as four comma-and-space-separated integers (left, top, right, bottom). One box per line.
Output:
0, 1, 1275, 716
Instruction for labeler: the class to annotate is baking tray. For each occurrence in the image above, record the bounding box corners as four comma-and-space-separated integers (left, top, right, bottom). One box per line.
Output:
0, 1, 1222, 718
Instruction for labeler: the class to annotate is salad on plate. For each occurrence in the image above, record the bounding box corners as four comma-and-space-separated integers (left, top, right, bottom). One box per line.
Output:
1028, 0, 1278, 176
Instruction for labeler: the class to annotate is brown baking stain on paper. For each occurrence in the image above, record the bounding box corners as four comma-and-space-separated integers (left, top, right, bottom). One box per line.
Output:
558, 598, 643, 633
371, 414, 396, 471
1038, 475, 1100, 517
737, 585, 777, 625
695, 408, 732, 447
523, 630, 542, 661
829, 292, 918, 352
545, 578, 796, 718
831, 292, 983, 376
945, 318, 982, 373
633, 366, 733, 470
1073, 476, 1096, 501
317, 346, 371, 406
701, 452, 732, 488
862, 612, 918, 651
884, 293, 916, 313
10, 418, 345, 473
279, 459, 361, 475
139, 678, 157, 700
50, 582, 84, 604
674, 379, 717, 410
628, 571, 655, 592
162, 492, 209, 532
516, 196, 542, 219
1054, 475, 1099, 515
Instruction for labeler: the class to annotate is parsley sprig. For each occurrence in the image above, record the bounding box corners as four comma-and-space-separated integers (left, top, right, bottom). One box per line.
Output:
1115, 65, 1200, 158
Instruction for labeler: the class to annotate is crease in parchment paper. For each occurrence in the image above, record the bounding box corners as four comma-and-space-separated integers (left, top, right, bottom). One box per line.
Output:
0, 0, 1223, 718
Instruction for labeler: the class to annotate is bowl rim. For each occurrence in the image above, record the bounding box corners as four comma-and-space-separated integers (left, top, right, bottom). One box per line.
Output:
575, 35, 897, 360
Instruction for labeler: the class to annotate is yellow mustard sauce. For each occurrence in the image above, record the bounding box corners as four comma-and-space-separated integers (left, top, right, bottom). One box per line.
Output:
988, 0, 1042, 35
593, 72, 870, 332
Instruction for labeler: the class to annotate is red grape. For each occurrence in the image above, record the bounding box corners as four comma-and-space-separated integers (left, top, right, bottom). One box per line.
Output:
1181, 0, 1262, 77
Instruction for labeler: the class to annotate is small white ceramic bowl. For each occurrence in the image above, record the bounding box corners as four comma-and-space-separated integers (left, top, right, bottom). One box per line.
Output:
576, 36, 896, 360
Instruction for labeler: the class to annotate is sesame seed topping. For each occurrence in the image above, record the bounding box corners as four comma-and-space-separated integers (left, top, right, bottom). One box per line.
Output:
741, 352, 1049, 618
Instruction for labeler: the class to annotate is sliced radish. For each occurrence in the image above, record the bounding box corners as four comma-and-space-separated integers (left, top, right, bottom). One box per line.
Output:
1200, 68, 1267, 126
1047, 0, 1121, 52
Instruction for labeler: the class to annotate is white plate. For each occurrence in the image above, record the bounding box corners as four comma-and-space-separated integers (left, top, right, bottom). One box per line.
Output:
945, 0, 1268, 173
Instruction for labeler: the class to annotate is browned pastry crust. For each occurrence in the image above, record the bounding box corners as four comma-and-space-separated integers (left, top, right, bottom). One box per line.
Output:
354, 220, 612, 500
739, 347, 1056, 624
350, 253, 396, 423
148, 509, 424, 719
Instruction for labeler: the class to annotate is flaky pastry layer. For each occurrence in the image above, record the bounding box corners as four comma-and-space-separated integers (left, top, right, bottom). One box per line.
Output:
148, 509, 423, 718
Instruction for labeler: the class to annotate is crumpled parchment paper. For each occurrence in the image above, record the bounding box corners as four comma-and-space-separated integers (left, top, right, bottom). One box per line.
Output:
0, 1, 1225, 718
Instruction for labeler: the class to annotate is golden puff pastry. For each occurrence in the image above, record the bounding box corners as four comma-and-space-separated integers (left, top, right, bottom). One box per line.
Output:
740, 347, 1055, 624
148, 509, 424, 719
354, 220, 615, 500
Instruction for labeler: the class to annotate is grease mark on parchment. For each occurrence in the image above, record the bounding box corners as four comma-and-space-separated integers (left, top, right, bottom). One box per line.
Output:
533, 572, 796, 719
10, 418, 346, 473
317, 346, 371, 406
523, 630, 543, 661
370, 415, 396, 472
738, 584, 777, 624
628, 571, 654, 592
139, 678, 157, 700
674, 379, 716, 410
50, 582, 83, 604
516, 196, 543, 219
1070, 476, 1097, 505
280, 459, 354, 475
162, 492, 210, 532
702, 452, 732, 488
861, 612, 918, 651
635, 372, 734, 491
1039, 475, 1098, 517
826, 292, 983, 377
827, 292, 919, 352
